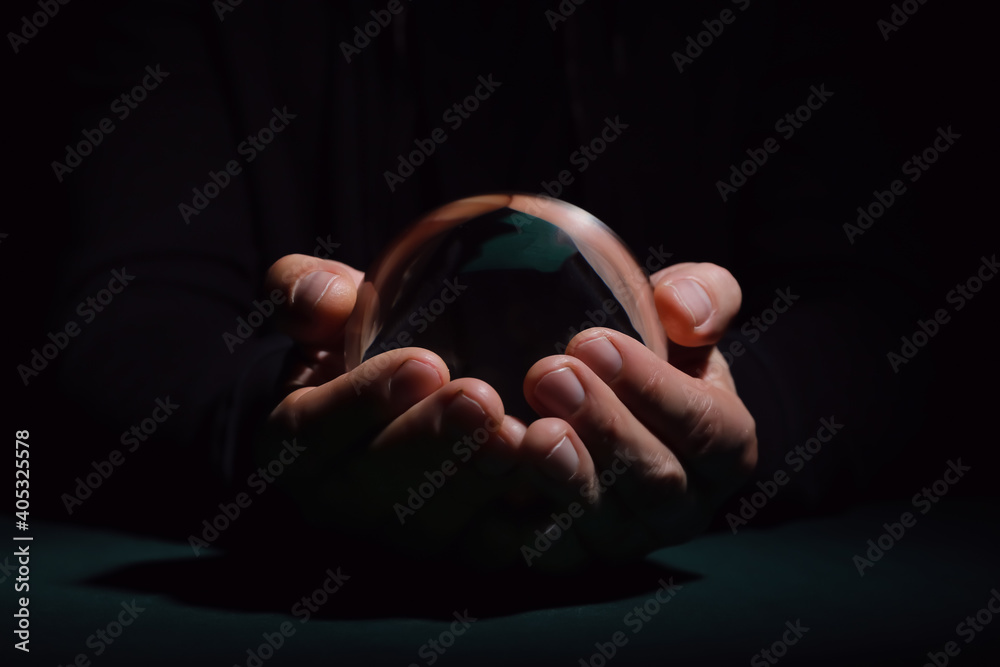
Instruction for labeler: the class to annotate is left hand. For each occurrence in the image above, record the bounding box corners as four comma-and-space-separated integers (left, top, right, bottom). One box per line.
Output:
518, 262, 758, 568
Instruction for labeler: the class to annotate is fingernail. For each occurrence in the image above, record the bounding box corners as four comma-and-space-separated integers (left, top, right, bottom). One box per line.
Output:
669, 279, 712, 327
443, 391, 489, 435
535, 367, 585, 415
292, 271, 337, 308
540, 436, 579, 482
574, 336, 623, 380
389, 359, 441, 411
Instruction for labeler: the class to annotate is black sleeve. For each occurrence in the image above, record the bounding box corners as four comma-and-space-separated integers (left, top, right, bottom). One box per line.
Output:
53, 1, 297, 503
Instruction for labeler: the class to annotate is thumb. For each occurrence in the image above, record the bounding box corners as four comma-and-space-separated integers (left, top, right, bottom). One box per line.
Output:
651, 262, 742, 372
265, 254, 363, 346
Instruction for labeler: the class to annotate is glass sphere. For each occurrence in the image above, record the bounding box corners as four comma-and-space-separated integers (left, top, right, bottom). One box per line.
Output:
344, 194, 667, 420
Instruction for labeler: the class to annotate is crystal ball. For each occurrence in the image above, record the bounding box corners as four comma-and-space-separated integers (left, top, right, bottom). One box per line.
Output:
344, 194, 667, 421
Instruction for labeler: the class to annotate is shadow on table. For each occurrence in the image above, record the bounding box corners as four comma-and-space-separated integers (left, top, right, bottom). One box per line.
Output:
85, 538, 702, 620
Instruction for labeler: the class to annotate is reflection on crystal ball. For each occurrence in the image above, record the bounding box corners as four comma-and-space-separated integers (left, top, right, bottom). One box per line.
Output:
345, 194, 667, 421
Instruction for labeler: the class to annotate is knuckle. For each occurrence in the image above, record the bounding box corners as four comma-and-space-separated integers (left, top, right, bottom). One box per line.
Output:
629, 445, 688, 498
591, 409, 626, 449
681, 381, 721, 454
638, 367, 667, 404
636, 448, 687, 497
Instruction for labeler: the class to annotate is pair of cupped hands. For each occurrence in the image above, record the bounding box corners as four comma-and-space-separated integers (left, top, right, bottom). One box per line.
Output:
257, 254, 757, 570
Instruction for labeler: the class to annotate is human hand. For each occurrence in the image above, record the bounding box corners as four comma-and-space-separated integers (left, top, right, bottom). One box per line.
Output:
256, 254, 530, 563
517, 262, 758, 567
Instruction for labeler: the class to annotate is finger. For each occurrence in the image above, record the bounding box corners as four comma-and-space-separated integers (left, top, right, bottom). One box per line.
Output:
365, 380, 526, 550
263, 348, 449, 531
523, 353, 688, 512
651, 262, 742, 372
354, 393, 528, 557
265, 349, 537, 557
264, 253, 364, 345
370, 378, 522, 476
519, 418, 597, 501
518, 418, 654, 562
568, 329, 757, 498
270, 347, 449, 459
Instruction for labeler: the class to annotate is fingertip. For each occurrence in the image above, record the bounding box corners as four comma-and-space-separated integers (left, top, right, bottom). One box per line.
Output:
654, 263, 741, 347
542, 435, 581, 483
566, 330, 625, 382
266, 254, 349, 295
496, 415, 527, 456
266, 254, 361, 344
445, 377, 506, 425
523, 419, 594, 490
291, 270, 337, 308
665, 278, 714, 328
387, 358, 446, 413
292, 270, 356, 322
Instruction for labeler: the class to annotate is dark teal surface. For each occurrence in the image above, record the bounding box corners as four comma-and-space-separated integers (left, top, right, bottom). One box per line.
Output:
12, 499, 1000, 666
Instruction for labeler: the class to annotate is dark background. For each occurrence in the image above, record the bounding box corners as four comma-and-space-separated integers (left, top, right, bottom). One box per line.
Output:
2, 3, 999, 667
3, 2, 996, 535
